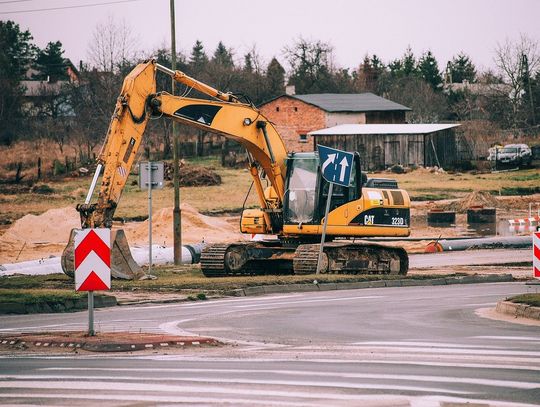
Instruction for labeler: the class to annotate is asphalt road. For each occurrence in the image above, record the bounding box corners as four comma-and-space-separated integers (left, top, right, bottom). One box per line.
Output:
409, 248, 532, 268
1, 282, 539, 406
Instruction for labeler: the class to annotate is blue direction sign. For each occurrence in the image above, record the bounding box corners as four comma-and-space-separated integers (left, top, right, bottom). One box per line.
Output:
317, 144, 354, 187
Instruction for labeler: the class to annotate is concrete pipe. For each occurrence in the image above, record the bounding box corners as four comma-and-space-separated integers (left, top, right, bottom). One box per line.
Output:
425, 235, 532, 252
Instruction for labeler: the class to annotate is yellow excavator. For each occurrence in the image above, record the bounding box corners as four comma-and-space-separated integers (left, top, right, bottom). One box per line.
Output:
61, 59, 410, 278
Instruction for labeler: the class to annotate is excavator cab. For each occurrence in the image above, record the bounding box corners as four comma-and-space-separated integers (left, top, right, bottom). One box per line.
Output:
283, 151, 362, 227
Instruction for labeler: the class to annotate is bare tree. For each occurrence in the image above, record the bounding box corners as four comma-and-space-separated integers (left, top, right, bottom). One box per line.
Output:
87, 16, 137, 73
494, 34, 540, 127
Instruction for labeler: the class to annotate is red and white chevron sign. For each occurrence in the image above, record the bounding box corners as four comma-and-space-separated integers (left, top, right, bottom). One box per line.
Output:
74, 229, 111, 291
534, 232, 540, 279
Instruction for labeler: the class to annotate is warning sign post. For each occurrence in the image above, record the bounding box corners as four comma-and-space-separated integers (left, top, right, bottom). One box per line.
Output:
74, 228, 111, 336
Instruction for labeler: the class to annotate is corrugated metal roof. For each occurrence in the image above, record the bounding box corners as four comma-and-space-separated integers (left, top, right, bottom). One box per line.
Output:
291, 93, 411, 112
309, 123, 460, 136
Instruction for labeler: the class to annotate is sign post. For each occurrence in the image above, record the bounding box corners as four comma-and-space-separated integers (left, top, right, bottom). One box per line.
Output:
534, 231, 540, 279
316, 145, 354, 274
74, 228, 111, 336
139, 162, 164, 274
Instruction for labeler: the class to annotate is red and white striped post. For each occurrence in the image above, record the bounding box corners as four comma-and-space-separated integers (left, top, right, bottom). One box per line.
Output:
533, 232, 540, 280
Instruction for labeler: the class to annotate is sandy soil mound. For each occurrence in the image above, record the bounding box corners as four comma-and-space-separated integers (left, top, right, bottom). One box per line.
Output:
444, 191, 500, 213
0, 207, 80, 263
124, 203, 246, 246
3, 207, 80, 245
0, 203, 246, 263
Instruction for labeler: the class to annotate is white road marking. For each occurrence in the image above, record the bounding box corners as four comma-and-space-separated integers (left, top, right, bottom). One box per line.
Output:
472, 336, 540, 342
0, 378, 472, 395
232, 295, 384, 308
32, 370, 540, 390
350, 341, 528, 349
117, 293, 306, 311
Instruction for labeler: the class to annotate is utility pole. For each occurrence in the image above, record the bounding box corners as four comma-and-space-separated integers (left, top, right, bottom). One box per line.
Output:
170, 0, 182, 264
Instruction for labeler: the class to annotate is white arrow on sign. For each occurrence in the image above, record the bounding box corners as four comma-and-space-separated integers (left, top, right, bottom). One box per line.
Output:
339, 156, 349, 182
322, 153, 336, 174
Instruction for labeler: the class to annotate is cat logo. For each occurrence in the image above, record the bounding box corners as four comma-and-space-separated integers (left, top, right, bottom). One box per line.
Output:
364, 215, 375, 225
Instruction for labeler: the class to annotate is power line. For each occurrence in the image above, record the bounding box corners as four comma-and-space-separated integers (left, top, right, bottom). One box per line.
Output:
0, 0, 143, 14
0, 1, 34, 4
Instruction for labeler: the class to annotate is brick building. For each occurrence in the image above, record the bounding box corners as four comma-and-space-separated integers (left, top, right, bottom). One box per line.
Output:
259, 93, 411, 152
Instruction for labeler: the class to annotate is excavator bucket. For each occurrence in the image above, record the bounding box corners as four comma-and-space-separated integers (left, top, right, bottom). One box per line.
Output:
61, 229, 144, 280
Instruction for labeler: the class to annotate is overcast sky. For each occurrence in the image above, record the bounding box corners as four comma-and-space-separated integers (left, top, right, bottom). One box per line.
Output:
2, 0, 539, 73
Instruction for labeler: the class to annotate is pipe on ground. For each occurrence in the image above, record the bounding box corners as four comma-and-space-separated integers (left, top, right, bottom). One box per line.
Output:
425, 235, 532, 253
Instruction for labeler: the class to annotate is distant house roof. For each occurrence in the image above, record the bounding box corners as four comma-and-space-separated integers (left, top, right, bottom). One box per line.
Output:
260, 93, 411, 112
445, 82, 511, 97
309, 123, 459, 136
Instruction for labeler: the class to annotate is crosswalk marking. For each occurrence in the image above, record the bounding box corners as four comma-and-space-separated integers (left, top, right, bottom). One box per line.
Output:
29, 370, 540, 390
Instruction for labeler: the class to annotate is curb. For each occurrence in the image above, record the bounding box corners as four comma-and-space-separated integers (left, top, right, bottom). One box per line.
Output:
0, 333, 220, 353
226, 274, 514, 297
495, 301, 540, 321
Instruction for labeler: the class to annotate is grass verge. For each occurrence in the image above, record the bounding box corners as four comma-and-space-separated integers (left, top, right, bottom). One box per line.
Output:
1, 265, 465, 295
508, 293, 540, 307
0, 289, 84, 304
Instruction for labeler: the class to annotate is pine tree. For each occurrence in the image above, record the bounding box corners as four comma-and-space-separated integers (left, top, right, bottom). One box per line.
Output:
447, 53, 477, 83
418, 50, 442, 90
189, 40, 208, 72
266, 57, 285, 98
243, 52, 254, 73
212, 41, 234, 68
35, 41, 68, 82
0, 20, 38, 144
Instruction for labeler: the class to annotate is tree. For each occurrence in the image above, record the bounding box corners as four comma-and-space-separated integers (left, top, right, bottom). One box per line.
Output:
389, 46, 418, 79
0, 20, 38, 144
87, 16, 136, 73
447, 53, 477, 83
418, 51, 442, 91
212, 41, 234, 68
387, 76, 448, 123
494, 34, 540, 127
284, 38, 335, 93
354, 55, 378, 92
243, 52, 254, 73
265, 57, 285, 99
189, 40, 208, 73
34, 41, 68, 82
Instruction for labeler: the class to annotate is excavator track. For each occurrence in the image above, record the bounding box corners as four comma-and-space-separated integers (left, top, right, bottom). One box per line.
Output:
200, 242, 296, 277
200, 243, 230, 277
201, 241, 408, 277
294, 242, 408, 275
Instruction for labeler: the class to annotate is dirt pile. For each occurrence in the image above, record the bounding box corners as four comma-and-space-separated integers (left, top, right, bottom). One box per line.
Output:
164, 162, 221, 187
0, 207, 80, 263
0, 203, 246, 263
124, 203, 246, 246
444, 191, 500, 213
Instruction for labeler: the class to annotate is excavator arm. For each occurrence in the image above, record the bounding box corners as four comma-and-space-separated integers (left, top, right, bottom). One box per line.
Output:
78, 59, 287, 232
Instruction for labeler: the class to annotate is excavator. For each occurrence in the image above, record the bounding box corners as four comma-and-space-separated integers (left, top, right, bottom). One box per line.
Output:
61, 59, 410, 278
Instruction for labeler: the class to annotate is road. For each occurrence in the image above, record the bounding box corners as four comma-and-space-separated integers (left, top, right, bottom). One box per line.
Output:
409, 248, 531, 268
1, 282, 539, 406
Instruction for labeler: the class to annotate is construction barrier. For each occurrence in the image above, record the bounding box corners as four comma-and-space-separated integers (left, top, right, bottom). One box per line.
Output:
508, 215, 540, 234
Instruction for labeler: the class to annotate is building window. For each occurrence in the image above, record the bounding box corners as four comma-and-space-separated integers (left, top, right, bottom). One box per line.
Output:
299, 134, 308, 143
294, 107, 298, 112
276, 106, 280, 112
